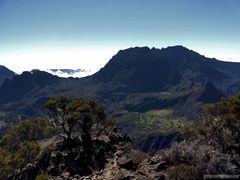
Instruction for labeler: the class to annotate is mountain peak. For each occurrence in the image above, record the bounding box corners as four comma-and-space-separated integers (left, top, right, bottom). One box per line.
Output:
160, 45, 198, 56
93, 46, 182, 92
167, 45, 189, 49
119, 46, 151, 52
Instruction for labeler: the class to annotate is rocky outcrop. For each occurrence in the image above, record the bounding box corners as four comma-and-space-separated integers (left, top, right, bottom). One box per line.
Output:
9, 128, 133, 180
10, 127, 176, 180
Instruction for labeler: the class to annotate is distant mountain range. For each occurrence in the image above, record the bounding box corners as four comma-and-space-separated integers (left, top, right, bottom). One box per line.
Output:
0, 68, 91, 83
1, 45, 240, 152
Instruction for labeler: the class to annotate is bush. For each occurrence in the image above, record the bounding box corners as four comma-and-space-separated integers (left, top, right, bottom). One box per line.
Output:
45, 96, 113, 144
161, 141, 240, 177
45, 96, 116, 164
162, 94, 240, 178
177, 94, 240, 154
35, 173, 49, 180
166, 164, 198, 179
0, 118, 55, 179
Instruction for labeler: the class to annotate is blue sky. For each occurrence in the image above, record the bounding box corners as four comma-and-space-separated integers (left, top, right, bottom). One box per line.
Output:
0, 0, 240, 73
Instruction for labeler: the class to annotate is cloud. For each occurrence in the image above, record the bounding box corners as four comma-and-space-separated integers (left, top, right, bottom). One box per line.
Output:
0, 47, 119, 73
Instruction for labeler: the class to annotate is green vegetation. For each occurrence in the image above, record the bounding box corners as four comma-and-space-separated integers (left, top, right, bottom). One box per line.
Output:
162, 94, 240, 178
0, 118, 56, 179
0, 93, 239, 179
176, 94, 240, 153
145, 109, 173, 118
45, 96, 113, 142
45, 96, 114, 165
115, 109, 176, 142
0, 96, 114, 178
141, 109, 174, 132
166, 164, 198, 179
38, 135, 58, 150
35, 173, 49, 180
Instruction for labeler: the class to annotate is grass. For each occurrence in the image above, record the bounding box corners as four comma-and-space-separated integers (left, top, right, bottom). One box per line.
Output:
38, 135, 59, 150
115, 109, 177, 141
0, 112, 5, 117
146, 109, 173, 118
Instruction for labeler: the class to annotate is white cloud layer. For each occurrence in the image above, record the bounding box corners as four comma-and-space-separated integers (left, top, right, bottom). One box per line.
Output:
0, 47, 119, 74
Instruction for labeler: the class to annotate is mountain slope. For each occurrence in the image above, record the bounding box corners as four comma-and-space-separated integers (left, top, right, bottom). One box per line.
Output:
0, 71, 60, 104
0, 65, 15, 86
93, 47, 181, 93
91, 46, 240, 96
0, 46, 239, 152
153, 46, 240, 95
0, 46, 235, 108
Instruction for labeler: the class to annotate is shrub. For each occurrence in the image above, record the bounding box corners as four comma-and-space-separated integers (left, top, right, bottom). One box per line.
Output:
45, 96, 113, 144
45, 96, 115, 164
35, 173, 49, 180
162, 94, 240, 178
166, 164, 198, 179
0, 118, 55, 179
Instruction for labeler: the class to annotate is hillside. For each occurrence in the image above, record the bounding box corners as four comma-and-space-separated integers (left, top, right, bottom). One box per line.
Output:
0, 46, 240, 151
2, 95, 239, 179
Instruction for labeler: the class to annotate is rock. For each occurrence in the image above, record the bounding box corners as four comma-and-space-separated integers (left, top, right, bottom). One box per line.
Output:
98, 135, 111, 143
10, 129, 171, 180
118, 157, 134, 170
113, 169, 132, 180
156, 161, 169, 171
136, 155, 169, 179
61, 172, 70, 178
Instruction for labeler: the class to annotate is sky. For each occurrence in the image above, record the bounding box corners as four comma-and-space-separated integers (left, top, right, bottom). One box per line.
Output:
0, 0, 240, 74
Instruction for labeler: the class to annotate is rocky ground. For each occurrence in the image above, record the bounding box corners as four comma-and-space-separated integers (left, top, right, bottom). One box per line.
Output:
10, 127, 175, 180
